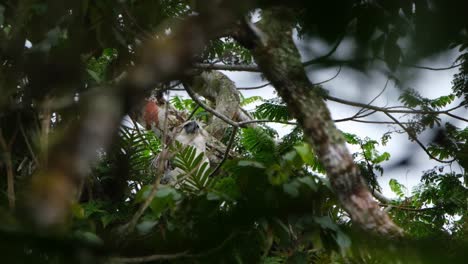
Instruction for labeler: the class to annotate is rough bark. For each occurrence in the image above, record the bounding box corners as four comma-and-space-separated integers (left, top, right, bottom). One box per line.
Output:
235, 8, 403, 236
191, 71, 239, 139
187, 70, 254, 140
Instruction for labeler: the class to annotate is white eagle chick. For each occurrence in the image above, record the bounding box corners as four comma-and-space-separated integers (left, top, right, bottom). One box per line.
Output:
173, 121, 208, 153
161, 120, 210, 186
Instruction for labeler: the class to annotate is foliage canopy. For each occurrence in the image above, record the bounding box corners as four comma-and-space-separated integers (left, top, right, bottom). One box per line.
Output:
0, 0, 467, 263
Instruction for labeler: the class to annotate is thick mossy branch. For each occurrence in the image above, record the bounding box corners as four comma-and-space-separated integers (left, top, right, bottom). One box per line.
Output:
235, 8, 403, 236
186, 70, 254, 140
189, 71, 241, 139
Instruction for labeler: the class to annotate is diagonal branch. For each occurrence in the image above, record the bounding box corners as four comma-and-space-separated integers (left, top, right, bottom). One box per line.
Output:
193, 57, 463, 73
326, 94, 468, 120
122, 101, 171, 235
183, 83, 239, 128
234, 9, 403, 236
208, 126, 238, 178
383, 112, 455, 163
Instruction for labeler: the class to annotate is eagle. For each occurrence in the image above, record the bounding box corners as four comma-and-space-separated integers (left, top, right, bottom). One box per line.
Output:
160, 120, 211, 186
133, 95, 231, 187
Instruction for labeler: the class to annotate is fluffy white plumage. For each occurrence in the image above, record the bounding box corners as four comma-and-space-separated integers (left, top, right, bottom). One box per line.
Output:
161, 120, 210, 185
173, 121, 208, 153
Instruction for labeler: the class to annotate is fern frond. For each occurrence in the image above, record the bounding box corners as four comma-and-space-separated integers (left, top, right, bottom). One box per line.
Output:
241, 127, 278, 163
170, 96, 198, 112
277, 126, 303, 154
254, 97, 290, 121
118, 125, 161, 182
170, 96, 186, 111
171, 144, 214, 193
240, 95, 263, 107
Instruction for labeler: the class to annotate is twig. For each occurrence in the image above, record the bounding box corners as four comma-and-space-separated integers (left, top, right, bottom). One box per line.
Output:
335, 119, 411, 125
129, 118, 160, 156
185, 83, 300, 127
123, 96, 171, 234
18, 113, 39, 167
193, 58, 463, 73
183, 83, 239, 127
383, 112, 455, 164
236, 66, 342, 91
334, 110, 378, 123
237, 82, 271, 90
208, 126, 238, 178
326, 94, 468, 119
236, 65, 342, 91
353, 78, 390, 118
386, 59, 463, 71
193, 63, 260, 72
446, 112, 468, 123
238, 119, 297, 126
379, 203, 437, 212
187, 105, 200, 120
311, 66, 342, 86
303, 34, 344, 67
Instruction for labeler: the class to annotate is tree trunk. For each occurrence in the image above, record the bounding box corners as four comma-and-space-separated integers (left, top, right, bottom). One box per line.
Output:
235, 8, 403, 236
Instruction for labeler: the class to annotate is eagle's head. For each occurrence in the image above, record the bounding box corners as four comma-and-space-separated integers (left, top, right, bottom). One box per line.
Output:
174, 120, 207, 152
182, 120, 200, 134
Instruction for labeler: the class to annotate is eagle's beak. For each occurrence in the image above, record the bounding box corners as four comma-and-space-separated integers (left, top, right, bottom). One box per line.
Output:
183, 121, 199, 134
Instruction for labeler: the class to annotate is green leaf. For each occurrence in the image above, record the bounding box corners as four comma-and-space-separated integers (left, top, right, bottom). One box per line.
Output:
283, 181, 300, 197
294, 143, 314, 164
343, 132, 360, 145
238, 160, 266, 168
373, 152, 391, 163
314, 216, 351, 252
297, 176, 318, 191
156, 186, 181, 200
71, 203, 85, 219
101, 215, 117, 228
135, 185, 153, 203
294, 143, 324, 172
137, 220, 158, 234
389, 178, 406, 198
254, 98, 290, 121
74, 231, 103, 246
149, 189, 180, 216
87, 69, 101, 83
240, 95, 263, 107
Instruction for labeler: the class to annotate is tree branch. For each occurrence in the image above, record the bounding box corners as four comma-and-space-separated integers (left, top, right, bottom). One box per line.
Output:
192, 57, 463, 73
235, 9, 403, 236
183, 83, 239, 128
208, 126, 238, 178
122, 101, 171, 235
383, 112, 455, 163
114, 251, 189, 263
